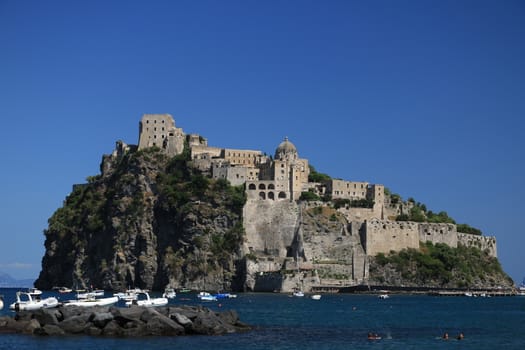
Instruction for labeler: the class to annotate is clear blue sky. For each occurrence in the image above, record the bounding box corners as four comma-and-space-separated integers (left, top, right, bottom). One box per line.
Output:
1, 0, 523, 285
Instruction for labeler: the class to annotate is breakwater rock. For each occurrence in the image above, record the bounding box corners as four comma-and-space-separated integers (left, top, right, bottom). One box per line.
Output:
0, 305, 251, 337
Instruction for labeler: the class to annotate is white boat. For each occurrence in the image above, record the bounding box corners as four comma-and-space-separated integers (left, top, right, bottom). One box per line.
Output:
54, 286, 73, 294
378, 294, 389, 299
28, 288, 43, 296
9, 291, 59, 311
293, 291, 305, 297
125, 292, 168, 307
0, 295, 4, 310
162, 287, 176, 299
197, 291, 217, 301
517, 281, 525, 296
114, 288, 145, 301
62, 296, 119, 307
311, 294, 321, 300
77, 289, 104, 299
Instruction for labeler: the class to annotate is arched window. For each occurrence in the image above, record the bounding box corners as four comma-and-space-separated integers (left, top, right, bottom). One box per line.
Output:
268, 184, 275, 190
259, 192, 266, 200
278, 192, 287, 199
268, 192, 275, 200
258, 183, 266, 190
248, 183, 256, 190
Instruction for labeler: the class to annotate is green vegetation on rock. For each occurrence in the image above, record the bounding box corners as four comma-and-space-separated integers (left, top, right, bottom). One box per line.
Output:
369, 241, 512, 288
37, 144, 247, 292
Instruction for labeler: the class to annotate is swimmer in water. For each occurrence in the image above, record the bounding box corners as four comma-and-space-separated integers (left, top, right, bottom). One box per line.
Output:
457, 332, 464, 340
368, 332, 381, 340
442, 332, 449, 340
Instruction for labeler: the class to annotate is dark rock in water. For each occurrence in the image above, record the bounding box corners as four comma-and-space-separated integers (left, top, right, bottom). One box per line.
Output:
0, 305, 251, 337
35, 324, 66, 336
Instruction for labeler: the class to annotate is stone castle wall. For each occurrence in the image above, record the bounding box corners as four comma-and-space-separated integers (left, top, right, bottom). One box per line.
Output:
418, 223, 458, 247
458, 232, 497, 258
361, 219, 420, 256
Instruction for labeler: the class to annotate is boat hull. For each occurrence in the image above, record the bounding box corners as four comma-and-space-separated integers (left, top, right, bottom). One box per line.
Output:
63, 296, 119, 307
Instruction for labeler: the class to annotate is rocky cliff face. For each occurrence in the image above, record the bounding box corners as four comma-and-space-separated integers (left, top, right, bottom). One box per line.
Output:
35, 147, 246, 292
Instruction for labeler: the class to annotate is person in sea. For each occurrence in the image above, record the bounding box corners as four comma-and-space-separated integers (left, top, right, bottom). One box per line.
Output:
457, 332, 464, 340
368, 332, 381, 340
442, 332, 449, 340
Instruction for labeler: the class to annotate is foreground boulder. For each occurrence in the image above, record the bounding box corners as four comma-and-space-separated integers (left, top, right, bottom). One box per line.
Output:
0, 305, 251, 337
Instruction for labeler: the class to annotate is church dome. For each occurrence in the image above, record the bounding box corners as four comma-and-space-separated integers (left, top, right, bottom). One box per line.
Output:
275, 137, 298, 160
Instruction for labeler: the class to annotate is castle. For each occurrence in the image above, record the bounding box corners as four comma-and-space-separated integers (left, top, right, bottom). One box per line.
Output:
117, 113, 497, 289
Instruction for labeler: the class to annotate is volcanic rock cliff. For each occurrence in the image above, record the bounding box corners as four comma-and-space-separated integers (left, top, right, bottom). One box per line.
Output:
36, 146, 246, 291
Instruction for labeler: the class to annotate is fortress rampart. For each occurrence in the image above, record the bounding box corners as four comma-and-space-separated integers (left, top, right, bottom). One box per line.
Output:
361, 219, 420, 256
458, 232, 497, 257
418, 223, 458, 247
361, 219, 497, 258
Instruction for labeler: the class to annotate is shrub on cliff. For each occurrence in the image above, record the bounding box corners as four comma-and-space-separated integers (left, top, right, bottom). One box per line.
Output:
370, 241, 512, 288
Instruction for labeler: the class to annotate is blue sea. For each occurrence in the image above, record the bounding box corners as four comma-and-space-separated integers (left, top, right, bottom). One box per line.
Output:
1, 288, 524, 349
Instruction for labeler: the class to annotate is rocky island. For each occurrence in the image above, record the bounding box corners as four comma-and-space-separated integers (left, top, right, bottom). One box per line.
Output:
35, 114, 514, 294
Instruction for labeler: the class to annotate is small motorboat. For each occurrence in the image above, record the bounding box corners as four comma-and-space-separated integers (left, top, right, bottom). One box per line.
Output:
378, 294, 389, 299
28, 288, 43, 296
311, 294, 321, 300
126, 292, 168, 307
77, 289, 104, 299
163, 287, 176, 299
0, 295, 4, 310
62, 296, 119, 307
114, 288, 145, 301
9, 291, 59, 311
214, 292, 237, 299
55, 286, 73, 294
293, 291, 305, 297
197, 291, 217, 301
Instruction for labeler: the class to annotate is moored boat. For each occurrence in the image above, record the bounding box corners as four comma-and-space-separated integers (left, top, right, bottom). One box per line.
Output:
9, 291, 59, 311
114, 288, 145, 301
311, 294, 321, 300
126, 292, 168, 307
53, 286, 73, 294
197, 291, 217, 301
0, 295, 4, 310
62, 296, 119, 307
214, 292, 237, 299
77, 289, 104, 299
28, 288, 42, 296
293, 291, 305, 297
163, 287, 176, 299
517, 278, 525, 296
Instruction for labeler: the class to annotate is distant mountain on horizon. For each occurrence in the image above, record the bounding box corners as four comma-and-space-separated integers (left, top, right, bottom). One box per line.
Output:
0, 271, 34, 288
